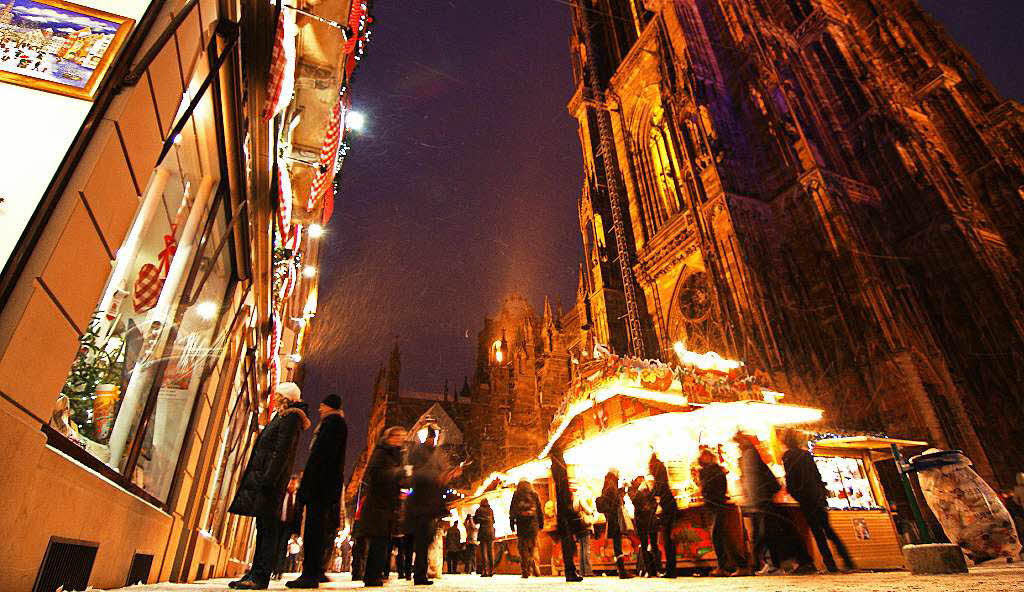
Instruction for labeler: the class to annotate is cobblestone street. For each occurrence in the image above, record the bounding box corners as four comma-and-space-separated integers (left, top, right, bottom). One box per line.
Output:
104, 565, 1024, 592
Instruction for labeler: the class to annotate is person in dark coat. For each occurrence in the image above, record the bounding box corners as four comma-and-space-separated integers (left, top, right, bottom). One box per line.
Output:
509, 479, 543, 578
403, 425, 457, 585
735, 431, 814, 575
474, 499, 496, 576
228, 383, 310, 590
649, 452, 678, 578
444, 521, 462, 574
550, 446, 584, 581
273, 475, 303, 580
463, 514, 478, 574
598, 469, 633, 578
697, 449, 750, 576
361, 426, 408, 587
781, 430, 854, 573
287, 394, 348, 588
628, 476, 658, 576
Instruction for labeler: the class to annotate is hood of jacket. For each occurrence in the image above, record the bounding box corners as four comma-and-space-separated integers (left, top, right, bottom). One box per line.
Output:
279, 404, 311, 430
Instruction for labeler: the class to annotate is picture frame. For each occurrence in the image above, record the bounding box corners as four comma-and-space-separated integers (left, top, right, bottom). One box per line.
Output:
0, 0, 134, 100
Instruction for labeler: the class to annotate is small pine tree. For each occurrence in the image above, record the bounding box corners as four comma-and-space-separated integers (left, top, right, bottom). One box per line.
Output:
61, 315, 125, 441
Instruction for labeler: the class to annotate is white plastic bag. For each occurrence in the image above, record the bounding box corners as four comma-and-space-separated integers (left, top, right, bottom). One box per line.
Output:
914, 450, 1021, 562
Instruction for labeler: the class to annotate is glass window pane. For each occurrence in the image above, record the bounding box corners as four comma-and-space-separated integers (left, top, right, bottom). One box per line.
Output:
814, 456, 880, 510
132, 203, 234, 499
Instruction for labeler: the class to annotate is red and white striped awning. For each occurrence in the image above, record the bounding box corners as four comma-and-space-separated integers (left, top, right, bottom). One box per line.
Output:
263, 11, 297, 121
307, 93, 348, 215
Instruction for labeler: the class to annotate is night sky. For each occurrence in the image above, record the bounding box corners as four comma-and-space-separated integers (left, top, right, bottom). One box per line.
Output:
301, 0, 1024, 477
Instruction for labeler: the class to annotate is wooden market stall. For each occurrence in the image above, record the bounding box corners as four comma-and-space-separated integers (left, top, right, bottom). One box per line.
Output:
806, 436, 928, 570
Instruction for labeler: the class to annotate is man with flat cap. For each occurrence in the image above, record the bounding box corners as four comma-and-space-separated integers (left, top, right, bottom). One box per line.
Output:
288, 394, 348, 589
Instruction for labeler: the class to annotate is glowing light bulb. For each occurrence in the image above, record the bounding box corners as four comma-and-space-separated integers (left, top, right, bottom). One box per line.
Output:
197, 301, 218, 320
345, 110, 366, 131
308, 223, 324, 238
302, 265, 317, 278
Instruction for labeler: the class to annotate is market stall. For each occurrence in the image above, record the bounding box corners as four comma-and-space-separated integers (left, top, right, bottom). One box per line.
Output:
454, 347, 823, 574
808, 436, 928, 570
453, 347, 928, 575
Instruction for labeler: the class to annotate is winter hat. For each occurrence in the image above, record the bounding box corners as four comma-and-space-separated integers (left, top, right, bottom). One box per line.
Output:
322, 393, 342, 410
275, 382, 301, 402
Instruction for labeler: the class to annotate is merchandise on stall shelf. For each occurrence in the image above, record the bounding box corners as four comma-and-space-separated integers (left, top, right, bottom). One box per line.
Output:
814, 456, 881, 510
912, 450, 1021, 562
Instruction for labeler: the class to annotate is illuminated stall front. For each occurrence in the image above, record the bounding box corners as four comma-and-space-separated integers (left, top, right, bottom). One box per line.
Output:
453, 348, 827, 574
453, 346, 928, 574
806, 436, 928, 570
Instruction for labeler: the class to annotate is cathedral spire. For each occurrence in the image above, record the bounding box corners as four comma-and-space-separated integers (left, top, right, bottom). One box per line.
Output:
386, 340, 400, 399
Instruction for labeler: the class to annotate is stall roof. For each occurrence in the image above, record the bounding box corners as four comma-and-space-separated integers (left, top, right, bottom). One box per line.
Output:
539, 384, 689, 458
814, 436, 928, 450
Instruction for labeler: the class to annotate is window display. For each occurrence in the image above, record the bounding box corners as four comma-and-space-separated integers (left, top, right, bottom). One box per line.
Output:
814, 456, 881, 510
130, 206, 234, 499
47, 84, 236, 502
203, 356, 255, 539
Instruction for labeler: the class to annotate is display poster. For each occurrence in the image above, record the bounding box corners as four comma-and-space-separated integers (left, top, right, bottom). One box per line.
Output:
0, 0, 150, 280
853, 518, 871, 540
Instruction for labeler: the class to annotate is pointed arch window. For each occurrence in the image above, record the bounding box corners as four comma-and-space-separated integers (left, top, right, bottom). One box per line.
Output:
647, 106, 687, 221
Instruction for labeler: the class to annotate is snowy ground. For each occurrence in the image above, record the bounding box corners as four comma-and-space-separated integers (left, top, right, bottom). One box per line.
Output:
102, 564, 1024, 592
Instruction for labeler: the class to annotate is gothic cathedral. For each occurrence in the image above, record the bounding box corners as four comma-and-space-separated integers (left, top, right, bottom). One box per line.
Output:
567, 0, 1024, 485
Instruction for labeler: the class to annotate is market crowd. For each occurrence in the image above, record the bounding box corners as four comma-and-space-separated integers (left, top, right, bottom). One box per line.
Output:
342, 426, 861, 586
218, 383, 1024, 589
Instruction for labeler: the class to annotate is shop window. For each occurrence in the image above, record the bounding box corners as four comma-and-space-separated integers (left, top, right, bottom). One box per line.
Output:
128, 201, 235, 499
47, 76, 237, 502
814, 456, 882, 510
204, 356, 256, 539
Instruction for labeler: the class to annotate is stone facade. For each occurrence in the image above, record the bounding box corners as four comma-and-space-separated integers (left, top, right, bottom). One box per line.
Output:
566, 0, 1024, 486
346, 295, 581, 504
469, 295, 577, 476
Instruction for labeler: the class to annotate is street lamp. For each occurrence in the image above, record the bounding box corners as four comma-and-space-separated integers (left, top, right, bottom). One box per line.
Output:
345, 110, 366, 132
197, 301, 218, 320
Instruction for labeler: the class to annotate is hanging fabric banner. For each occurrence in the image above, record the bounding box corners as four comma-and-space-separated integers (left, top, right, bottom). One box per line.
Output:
276, 159, 293, 239
263, 12, 297, 121
307, 93, 347, 210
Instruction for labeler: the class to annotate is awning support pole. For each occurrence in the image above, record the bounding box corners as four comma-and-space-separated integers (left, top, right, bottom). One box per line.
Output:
891, 443, 933, 544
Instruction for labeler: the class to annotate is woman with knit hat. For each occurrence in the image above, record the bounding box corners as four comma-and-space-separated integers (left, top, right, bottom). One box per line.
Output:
228, 382, 311, 589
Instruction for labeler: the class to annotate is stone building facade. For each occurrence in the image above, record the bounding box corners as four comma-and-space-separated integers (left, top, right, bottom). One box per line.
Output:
470, 294, 577, 476
566, 0, 1024, 485
346, 295, 581, 505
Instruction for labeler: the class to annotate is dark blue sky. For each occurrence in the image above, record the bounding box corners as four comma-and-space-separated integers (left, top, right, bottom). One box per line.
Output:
302, 0, 1024, 474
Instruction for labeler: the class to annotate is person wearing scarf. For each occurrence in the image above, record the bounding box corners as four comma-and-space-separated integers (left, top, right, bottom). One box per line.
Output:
288, 394, 348, 588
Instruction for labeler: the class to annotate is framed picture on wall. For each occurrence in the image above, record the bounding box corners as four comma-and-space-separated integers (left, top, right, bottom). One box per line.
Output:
0, 0, 133, 100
